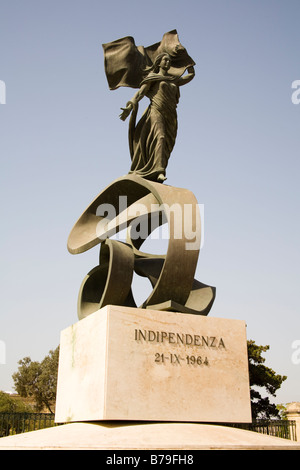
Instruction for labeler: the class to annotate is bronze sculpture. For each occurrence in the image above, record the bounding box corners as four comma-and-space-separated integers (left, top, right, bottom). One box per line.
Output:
103, 30, 195, 182
120, 53, 195, 182
67, 31, 216, 320
67, 175, 216, 319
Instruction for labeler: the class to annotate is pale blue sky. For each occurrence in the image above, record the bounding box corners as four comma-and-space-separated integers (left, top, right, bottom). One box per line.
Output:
0, 0, 299, 405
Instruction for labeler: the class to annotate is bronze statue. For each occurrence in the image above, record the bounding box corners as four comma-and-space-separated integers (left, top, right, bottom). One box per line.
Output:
103, 30, 195, 182
66, 31, 215, 320
120, 53, 195, 182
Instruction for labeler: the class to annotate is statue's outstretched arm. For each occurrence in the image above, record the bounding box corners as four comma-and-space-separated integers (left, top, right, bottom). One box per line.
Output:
119, 83, 150, 121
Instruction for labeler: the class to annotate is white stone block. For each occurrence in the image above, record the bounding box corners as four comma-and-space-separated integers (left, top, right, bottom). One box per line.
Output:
55, 305, 252, 423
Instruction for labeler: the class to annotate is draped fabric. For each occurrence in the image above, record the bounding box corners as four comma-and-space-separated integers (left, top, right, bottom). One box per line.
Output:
102, 30, 195, 90
128, 76, 180, 181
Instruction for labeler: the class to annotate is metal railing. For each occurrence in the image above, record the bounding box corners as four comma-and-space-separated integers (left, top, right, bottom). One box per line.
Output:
0, 413, 297, 442
0, 412, 55, 437
227, 420, 297, 441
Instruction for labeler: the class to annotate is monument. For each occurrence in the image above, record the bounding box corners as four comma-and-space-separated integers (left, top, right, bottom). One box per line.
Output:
55, 30, 252, 425
1, 29, 300, 450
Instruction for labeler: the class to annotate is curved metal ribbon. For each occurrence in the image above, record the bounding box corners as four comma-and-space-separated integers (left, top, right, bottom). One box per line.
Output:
67, 175, 215, 319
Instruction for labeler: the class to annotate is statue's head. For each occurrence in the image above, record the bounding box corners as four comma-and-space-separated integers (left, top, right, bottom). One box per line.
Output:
149, 52, 172, 74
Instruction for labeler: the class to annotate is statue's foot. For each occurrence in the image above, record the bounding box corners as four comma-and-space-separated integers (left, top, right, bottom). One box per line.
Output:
157, 173, 167, 183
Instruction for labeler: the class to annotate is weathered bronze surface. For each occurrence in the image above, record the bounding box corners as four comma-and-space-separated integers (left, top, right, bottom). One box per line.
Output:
103, 30, 195, 182
68, 175, 215, 319
67, 32, 215, 320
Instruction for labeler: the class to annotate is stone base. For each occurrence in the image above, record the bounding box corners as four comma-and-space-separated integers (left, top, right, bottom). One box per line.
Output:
55, 305, 252, 424
0, 422, 299, 450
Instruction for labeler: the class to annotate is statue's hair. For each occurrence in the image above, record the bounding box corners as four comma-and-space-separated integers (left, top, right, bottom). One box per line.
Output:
143, 52, 171, 75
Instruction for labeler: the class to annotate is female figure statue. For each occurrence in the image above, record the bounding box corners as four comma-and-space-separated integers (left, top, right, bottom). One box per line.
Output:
120, 53, 195, 182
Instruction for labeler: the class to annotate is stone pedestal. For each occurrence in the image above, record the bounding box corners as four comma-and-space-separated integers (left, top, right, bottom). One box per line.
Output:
55, 305, 252, 424
1, 421, 300, 450
286, 402, 300, 441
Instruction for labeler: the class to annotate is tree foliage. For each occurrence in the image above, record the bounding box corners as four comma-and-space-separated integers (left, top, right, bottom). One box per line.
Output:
248, 340, 287, 420
0, 391, 34, 436
0, 391, 32, 413
12, 347, 59, 414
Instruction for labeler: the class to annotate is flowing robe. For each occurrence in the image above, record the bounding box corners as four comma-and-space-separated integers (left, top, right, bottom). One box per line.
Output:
128, 76, 180, 181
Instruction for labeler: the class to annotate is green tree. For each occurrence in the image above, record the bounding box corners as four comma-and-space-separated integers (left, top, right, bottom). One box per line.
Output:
0, 391, 16, 413
0, 391, 34, 436
12, 347, 59, 414
0, 391, 32, 413
248, 340, 287, 420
